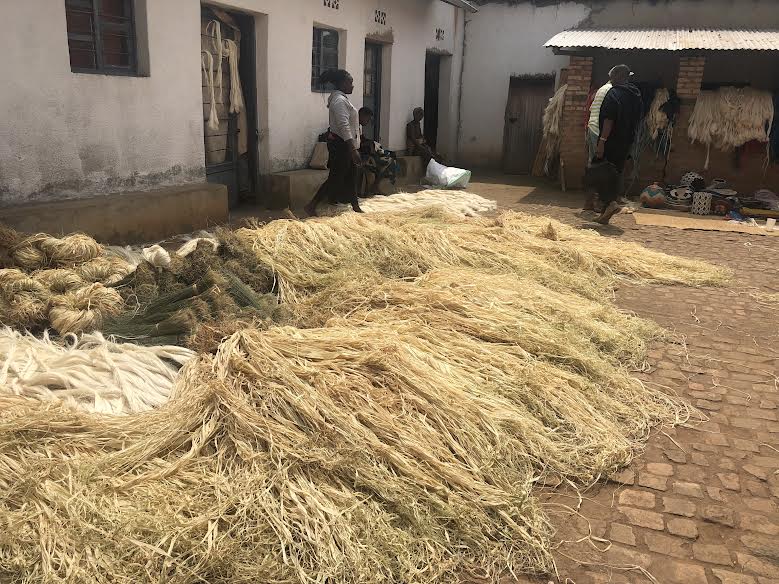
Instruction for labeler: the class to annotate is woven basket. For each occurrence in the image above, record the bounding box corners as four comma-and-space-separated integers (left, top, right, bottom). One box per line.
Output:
691, 192, 712, 215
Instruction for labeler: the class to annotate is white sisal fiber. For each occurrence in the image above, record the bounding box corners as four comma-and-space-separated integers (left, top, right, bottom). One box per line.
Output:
689, 87, 774, 155
223, 39, 244, 114
201, 50, 219, 131
176, 237, 220, 258
141, 244, 172, 269
205, 20, 223, 104
0, 327, 195, 415
319, 189, 497, 218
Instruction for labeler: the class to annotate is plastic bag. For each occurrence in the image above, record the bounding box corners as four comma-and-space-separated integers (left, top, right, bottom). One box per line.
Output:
425, 159, 472, 189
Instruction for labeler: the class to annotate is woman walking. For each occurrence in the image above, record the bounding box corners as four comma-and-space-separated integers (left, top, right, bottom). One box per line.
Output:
305, 69, 363, 216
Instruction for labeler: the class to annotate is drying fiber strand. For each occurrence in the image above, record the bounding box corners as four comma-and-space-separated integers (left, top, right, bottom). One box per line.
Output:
238, 208, 729, 303
318, 189, 497, 218
0, 327, 195, 414
0, 210, 728, 583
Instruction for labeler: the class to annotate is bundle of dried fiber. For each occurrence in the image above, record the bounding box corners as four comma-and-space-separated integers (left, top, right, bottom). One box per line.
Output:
76, 255, 133, 285
32, 268, 85, 294
0, 327, 194, 414
49, 283, 124, 335
646, 88, 670, 140
237, 209, 729, 303
104, 270, 283, 346
0, 269, 49, 329
0, 309, 688, 582
11, 232, 102, 270
541, 83, 567, 172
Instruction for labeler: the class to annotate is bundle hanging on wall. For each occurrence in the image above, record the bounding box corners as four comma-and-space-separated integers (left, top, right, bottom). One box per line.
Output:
688, 87, 774, 169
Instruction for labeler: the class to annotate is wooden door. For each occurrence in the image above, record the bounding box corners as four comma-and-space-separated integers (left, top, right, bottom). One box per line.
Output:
424, 53, 441, 149
503, 78, 555, 174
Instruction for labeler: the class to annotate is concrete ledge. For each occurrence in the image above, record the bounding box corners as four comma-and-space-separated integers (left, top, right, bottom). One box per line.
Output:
269, 169, 328, 211
396, 156, 424, 187
0, 182, 228, 244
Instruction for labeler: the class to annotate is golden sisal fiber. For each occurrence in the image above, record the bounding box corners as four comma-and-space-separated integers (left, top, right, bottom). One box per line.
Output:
237, 208, 729, 303
48, 283, 124, 335
11, 233, 102, 270
0, 209, 728, 582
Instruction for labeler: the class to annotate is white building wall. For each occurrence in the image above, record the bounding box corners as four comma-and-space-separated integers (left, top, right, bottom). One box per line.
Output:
0, 0, 462, 205
0, 0, 205, 205
457, 1, 589, 169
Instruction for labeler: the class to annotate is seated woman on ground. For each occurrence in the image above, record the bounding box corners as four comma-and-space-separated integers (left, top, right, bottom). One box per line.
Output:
358, 107, 399, 195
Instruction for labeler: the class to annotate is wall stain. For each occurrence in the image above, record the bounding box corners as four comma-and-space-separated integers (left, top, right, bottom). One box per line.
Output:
0, 164, 206, 208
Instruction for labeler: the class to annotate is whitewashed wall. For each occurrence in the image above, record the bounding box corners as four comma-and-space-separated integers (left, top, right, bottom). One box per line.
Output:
0, 0, 462, 204
0, 0, 205, 205
457, 1, 590, 169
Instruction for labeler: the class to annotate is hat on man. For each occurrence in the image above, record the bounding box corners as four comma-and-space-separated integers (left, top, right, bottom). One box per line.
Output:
609, 64, 634, 83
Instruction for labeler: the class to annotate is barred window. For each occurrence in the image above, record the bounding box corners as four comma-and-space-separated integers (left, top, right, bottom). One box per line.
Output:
65, 0, 137, 74
311, 28, 339, 92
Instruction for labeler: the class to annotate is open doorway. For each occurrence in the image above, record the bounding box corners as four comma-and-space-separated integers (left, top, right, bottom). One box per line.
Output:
502, 76, 555, 174
363, 42, 382, 142
201, 5, 259, 208
424, 52, 441, 150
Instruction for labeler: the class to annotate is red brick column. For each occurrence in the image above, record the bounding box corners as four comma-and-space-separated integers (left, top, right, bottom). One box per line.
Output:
559, 56, 593, 189
667, 56, 707, 180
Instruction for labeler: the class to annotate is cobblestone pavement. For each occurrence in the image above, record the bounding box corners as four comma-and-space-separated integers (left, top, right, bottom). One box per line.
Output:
467, 174, 779, 584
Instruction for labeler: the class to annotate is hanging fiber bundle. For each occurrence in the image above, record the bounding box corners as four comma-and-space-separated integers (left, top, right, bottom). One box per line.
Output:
223, 38, 244, 114
0, 327, 195, 415
201, 50, 220, 131
689, 87, 774, 168
646, 88, 670, 140
541, 84, 567, 173
49, 283, 124, 335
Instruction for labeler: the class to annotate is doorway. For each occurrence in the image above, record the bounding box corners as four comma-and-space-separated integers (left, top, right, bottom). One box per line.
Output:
201, 5, 259, 208
363, 42, 382, 142
424, 53, 441, 149
502, 76, 555, 174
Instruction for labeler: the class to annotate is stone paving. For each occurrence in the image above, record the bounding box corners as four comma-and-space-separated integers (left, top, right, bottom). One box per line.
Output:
466, 175, 779, 584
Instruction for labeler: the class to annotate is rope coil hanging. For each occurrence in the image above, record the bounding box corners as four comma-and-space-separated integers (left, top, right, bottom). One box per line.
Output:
201, 19, 244, 132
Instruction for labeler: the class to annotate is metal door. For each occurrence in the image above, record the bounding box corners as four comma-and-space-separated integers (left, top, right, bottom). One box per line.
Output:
363, 43, 382, 141
503, 78, 555, 174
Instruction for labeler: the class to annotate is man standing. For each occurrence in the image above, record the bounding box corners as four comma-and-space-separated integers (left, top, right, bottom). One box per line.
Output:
584, 78, 612, 212
593, 64, 643, 224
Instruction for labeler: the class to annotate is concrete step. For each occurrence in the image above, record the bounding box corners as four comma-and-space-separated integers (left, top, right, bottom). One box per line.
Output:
0, 183, 227, 244
268, 169, 329, 211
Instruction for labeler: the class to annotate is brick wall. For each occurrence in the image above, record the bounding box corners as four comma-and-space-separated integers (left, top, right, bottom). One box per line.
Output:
559, 56, 593, 189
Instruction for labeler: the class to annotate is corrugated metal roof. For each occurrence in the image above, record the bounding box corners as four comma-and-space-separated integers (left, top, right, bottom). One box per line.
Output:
544, 29, 779, 51
438, 0, 478, 13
